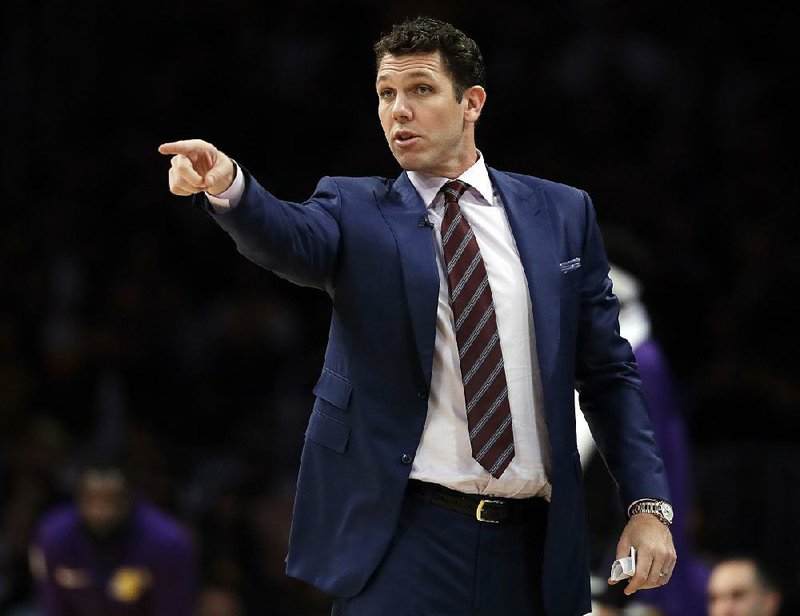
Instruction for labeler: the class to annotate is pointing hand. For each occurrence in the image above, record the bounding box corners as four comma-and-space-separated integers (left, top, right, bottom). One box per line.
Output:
158, 139, 235, 197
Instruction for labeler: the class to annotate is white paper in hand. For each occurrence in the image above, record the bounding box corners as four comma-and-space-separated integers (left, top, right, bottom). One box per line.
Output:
610, 546, 636, 581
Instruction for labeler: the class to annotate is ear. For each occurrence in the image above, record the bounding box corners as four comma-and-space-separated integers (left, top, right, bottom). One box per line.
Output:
463, 85, 487, 123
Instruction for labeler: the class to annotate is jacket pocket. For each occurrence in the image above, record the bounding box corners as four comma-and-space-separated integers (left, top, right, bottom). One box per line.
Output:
561, 266, 582, 291
312, 368, 353, 409
306, 410, 350, 453
306, 368, 353, 453
559, 257, 581, 273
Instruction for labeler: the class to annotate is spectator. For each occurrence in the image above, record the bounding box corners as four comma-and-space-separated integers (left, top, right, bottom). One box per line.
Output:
29, 457, 198, 616
707, 555, 781, 616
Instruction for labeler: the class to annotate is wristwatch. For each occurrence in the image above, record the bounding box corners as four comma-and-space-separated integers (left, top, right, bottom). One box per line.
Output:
627, 499, 674, 526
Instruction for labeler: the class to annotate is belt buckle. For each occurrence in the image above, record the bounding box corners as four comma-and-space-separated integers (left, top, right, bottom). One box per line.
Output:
475, 498, 503, 523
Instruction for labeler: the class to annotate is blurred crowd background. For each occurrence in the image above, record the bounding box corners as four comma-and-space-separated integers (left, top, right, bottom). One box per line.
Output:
1, 0, 798, 614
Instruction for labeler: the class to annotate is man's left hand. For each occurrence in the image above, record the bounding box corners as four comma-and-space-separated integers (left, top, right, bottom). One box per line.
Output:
608, 514, 676, 595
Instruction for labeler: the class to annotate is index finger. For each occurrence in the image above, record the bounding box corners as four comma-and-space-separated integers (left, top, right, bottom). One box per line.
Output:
158, 139, 212, 156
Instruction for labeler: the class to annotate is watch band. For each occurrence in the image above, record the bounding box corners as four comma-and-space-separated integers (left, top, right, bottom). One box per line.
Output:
627, 498, 673, 525
627, 498, 652, 518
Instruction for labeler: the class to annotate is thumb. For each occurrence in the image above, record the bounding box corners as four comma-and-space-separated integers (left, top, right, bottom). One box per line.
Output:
205, 154, 235, 191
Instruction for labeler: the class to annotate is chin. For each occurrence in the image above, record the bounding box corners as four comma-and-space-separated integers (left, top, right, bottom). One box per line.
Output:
394, 154, 424, 172
390, 147, 418, 169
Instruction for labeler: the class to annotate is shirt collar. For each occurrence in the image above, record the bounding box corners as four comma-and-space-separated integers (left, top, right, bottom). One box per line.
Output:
406, 151, 494, 209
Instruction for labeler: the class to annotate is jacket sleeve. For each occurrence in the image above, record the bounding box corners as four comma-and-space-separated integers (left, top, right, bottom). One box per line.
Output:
194, 167, 342, 292
573, 189, 671, 508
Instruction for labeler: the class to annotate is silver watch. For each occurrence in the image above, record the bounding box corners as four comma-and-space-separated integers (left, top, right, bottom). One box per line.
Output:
627, 499, 674, 526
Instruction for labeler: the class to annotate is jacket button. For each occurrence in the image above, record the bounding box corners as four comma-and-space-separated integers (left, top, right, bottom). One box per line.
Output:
417, 388, 428, 399
400, 454, 412, 465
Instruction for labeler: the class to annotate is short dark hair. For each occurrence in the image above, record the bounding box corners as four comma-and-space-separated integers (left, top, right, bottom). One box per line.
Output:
374, 16, 486, 101
715, 553, 781, 593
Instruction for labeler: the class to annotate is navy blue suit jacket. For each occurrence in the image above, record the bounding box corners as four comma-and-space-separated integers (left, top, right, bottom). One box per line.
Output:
197, 166, 669, 616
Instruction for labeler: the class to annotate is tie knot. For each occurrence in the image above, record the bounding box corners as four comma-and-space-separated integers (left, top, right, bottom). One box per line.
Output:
441, 180, 469, 206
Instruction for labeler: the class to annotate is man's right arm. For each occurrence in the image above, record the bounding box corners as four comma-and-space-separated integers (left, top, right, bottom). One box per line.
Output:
158, 139, 341, 291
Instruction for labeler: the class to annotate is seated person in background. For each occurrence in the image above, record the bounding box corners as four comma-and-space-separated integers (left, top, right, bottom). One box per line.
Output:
29, 457, 197, 616
707, 555, 782, 616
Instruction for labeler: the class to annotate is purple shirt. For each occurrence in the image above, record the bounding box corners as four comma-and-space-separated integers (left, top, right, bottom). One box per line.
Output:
31, 499, 197, 616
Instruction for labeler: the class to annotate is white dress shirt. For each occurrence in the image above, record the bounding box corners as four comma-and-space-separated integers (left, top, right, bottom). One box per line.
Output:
207, 154, 552, 499
405, 155, 551, 499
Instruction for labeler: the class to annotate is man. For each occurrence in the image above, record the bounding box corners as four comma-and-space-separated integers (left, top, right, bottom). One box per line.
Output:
29, 460, 197, 615
706, 556, 781, 616
159, 15, 675, 615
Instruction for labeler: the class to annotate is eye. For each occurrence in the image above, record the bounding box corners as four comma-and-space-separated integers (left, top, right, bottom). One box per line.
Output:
416, 85, 432, 94
379, 89, 395, 100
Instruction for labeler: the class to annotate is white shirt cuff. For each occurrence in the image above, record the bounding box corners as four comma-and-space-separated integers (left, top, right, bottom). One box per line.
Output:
206, 161, 244, 212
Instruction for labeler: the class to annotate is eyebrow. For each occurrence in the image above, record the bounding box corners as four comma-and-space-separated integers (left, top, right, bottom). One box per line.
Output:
376, 70, 436, 83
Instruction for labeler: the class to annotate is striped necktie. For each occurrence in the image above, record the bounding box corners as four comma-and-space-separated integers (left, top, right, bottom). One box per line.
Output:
440, 180, 515, 479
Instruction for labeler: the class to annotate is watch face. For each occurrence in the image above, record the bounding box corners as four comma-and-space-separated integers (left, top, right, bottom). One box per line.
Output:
660, 502, 674, 521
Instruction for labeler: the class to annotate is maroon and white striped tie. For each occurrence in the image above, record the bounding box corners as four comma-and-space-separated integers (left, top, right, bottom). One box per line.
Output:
440, 180, 515, 479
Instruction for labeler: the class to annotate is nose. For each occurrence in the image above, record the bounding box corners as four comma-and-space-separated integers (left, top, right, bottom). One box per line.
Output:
391, 92, 412, 121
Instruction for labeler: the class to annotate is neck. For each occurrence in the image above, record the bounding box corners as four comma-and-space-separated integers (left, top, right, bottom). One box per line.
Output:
448, 138, 479, 177
426, 147, 480, 180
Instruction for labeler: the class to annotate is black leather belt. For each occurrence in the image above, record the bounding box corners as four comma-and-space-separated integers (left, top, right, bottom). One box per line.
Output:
406, 479, 547, 524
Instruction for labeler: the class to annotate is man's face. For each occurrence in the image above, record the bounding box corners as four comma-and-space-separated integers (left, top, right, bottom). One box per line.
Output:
78, 471, 131, 539
376, 52, 482, 177
707, 560, 779, 616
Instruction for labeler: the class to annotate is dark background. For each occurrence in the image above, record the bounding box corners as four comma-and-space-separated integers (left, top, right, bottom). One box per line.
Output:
1, 1, 798, 614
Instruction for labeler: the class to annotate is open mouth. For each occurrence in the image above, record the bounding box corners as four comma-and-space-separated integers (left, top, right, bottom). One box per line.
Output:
394, 132, 420, 147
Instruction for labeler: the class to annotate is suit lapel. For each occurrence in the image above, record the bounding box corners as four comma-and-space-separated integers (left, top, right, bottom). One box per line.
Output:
372, 168, 561, 394
374, 172, 440, 387
488, 168, 561, 390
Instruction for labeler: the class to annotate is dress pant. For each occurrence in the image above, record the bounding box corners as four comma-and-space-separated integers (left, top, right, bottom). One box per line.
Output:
331, 487, 548, 616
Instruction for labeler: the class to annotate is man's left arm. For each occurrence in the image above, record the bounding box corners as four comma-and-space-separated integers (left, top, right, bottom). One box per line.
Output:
572, 189, 676, 595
